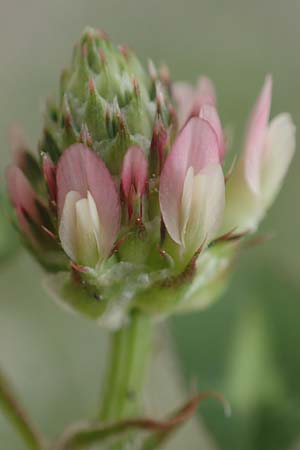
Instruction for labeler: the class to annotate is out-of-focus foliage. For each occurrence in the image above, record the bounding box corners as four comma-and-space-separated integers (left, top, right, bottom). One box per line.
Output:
0, 192, 19, 264
173, 264, 300, 450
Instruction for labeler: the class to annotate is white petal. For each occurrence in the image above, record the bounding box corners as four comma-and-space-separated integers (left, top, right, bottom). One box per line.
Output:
180, 166, 194, 246
58, 190, 82, 261
261, 113, 296, 209
87, 191, 102, 254
159, 118, 220, 245
221, 165, 259, 234
181, 164, 225, 253
56, 144, 120, 259
194, 164, 225, 243
221, 114, 295, 234
75, 197, 100, 267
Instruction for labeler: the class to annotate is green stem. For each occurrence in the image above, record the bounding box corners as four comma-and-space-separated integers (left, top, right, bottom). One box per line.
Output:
0, 367, 46, 450
100, 310, 153, 423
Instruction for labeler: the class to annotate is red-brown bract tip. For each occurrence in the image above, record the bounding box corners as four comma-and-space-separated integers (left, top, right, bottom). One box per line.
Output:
64, 112, 72, 129
96, 28, 110, 41
133, 78, 140, 97
88, 78, 96, 93
159, 63, 170, 84
98, 48, 106, 65
118, 44, 130, 58
81, 43, 87, 58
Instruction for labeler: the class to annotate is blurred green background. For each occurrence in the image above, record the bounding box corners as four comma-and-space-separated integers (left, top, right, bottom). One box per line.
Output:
0, 0, 300, 449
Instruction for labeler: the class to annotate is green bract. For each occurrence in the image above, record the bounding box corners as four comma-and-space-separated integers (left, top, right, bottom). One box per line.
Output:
41, 27, 172, 174
45, 241, 237, 328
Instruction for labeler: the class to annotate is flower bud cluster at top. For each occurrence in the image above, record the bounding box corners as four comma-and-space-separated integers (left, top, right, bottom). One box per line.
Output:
42, 27, 173, 174
6, 27, 296, 324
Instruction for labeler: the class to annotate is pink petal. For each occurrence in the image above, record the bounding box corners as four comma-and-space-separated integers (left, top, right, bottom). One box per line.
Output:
6, 166, 41, 243
172, 82, 195, 128
6, 166, 40, 223
188, 77, 217, 120
199, 104, 225, 161
244, 75, 272, 194
195, 77, 216, 106
173, 77, 217, 129
43, 154, 57, 202
8, 124, 28, 167
159, 117, 220, 244
121, 146, 148, 198
56, 144, 121, 257
15, 206, 33, 239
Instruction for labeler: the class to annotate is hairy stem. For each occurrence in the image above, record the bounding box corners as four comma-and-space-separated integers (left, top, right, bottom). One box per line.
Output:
0, 367, 46, 450
100, 310, 153, 422
99, 310, 153, 449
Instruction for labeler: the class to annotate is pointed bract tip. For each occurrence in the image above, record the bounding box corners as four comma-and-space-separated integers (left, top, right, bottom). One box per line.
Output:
98, 48, 106, 65
81, 43, 87, 58
159, 63, 170, 84
64, 112, 72, 129
88, 78, 96, 93
148, 59, 157, 80
82, 28, 94, 43
119, 44, 130, 58
156, 90, 164, 114
96, 28, 110, 41
105, 107, 110, 124
117, 111, 125, 132
41, 225, 56, 240
133, 78, 140, 97
79, 124, 93, 147
168, 104, 177, 124
42, 153, 57, 202
151, 115, 167, 170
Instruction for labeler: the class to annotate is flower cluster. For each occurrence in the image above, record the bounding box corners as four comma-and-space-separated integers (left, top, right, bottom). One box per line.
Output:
6, 28, 296, 326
